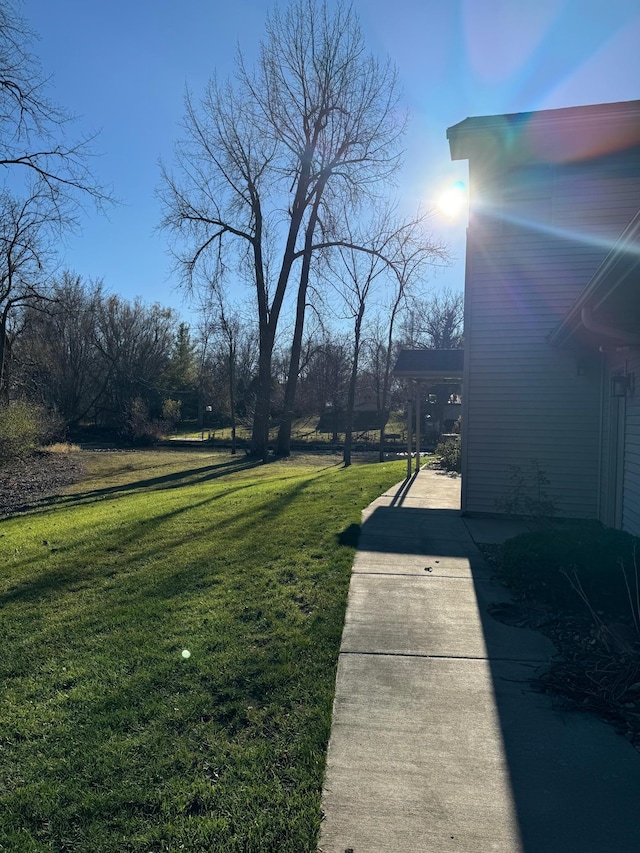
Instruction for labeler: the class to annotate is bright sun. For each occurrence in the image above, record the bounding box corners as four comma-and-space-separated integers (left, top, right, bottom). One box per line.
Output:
437, 180, 467, 218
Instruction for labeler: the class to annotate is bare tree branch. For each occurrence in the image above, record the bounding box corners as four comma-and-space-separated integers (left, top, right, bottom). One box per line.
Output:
160, 0, 409, 459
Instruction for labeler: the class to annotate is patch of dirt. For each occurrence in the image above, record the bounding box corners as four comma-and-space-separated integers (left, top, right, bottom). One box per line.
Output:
0, 451, 84, 517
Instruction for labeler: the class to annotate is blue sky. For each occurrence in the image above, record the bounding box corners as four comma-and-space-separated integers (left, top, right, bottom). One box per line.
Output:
20, 0, 640, 318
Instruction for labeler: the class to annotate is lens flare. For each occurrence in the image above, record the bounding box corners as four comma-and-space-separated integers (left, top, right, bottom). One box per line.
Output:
438, 180, 467, 218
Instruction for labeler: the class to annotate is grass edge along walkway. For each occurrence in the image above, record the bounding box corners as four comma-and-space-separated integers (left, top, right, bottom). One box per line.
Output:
0, 451, 405, 853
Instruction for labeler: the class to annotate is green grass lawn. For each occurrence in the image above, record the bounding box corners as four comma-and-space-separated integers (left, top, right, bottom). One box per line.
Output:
0, 450, 404, 852
172, 414, 407, 445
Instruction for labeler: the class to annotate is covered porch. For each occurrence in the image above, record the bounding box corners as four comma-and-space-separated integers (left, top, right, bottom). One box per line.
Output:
393, 348, 464, 477
548, 210, 640, 533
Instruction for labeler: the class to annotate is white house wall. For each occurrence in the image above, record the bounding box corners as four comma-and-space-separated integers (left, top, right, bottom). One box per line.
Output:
463, 222, 604, 517
623, 348, 640, 536
599, 358, 611, 525
450, 104, 640, 522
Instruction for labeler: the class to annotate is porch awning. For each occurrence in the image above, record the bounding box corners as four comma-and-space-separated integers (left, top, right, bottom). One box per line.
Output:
393, 348, 464, 382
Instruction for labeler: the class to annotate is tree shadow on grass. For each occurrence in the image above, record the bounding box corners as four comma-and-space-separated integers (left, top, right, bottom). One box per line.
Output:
3, 456, 266, 519
0, 465, 349, 608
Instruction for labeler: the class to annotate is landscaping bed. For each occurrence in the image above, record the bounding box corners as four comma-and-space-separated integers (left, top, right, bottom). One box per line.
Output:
483, 524, 640, 750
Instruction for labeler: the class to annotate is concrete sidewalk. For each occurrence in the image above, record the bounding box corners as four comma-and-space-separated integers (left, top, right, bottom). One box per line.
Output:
319, 469, 640, 853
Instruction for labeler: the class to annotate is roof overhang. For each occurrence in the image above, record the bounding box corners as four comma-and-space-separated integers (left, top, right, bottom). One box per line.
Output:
393, 349, 464, 382
447, 100, 640, 166
548, 210, 640, 350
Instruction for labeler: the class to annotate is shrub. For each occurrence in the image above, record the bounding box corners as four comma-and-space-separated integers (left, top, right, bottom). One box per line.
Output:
39, 408, 66, 447
499, 521, 640, 623
435, 437, 461, 472
0, 401, 43, 460
161, 398, 182, 433
495, 459, 556, 521
123, 398, 163, 446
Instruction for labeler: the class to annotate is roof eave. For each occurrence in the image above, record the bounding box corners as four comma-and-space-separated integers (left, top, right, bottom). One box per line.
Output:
447, 100, 640, 163
548, 210, 640, 348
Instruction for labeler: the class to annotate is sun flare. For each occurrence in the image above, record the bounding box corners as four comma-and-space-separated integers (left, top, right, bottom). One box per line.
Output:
437, 180, 467, 218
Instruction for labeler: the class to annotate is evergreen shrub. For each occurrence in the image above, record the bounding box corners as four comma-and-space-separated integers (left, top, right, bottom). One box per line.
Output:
434, 437, 461, 473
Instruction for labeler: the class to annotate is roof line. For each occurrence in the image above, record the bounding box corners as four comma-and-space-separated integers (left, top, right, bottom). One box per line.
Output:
447, 99, 640, 138
548, 209, 640, 347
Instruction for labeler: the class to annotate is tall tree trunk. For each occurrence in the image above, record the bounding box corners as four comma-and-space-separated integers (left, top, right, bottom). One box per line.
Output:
378, 295, 403, 462
228, 341, 237, 456
0, 307, 10, 404
275, 184, 326, 458
344, 309, 364, 467
251, 338, 272, 461
275, 256, 311, 457
250, 172, 310, 461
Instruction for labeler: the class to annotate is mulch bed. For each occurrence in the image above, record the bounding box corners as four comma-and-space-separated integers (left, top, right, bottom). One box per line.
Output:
531, 615, 640, 749
480, 544, 640, 751
0, 451, 84, 517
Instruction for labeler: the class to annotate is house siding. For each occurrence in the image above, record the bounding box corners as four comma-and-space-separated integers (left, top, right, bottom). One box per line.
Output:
595, 316, 640, 538
463, 223, 603, 517
623, 349, 640, 536
462, 148, 640, 518
598, 359, 610, 524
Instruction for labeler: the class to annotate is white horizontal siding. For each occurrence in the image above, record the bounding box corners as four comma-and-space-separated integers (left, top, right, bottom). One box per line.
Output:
463, 314, 601, 518
623, 351, 640, 537
554, 154, 640, 240
464, 148, 640, 519
599, 365, 612, 525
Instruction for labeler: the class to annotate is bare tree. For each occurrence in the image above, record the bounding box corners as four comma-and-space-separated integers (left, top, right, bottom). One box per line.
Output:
192, 284, 259, 446
15, 273, 105, 422
305, 332, 351, 441
0, 1, 110, 212
207, 284, 256, 455
321, 217, 388, 466
93, 296, 177, 427
0, 1, 112, 410
275, 196, 451, 456
372, 226, 451, 461
161, 0, 404, 460
0, 185, 58, 399
400, 287, 464, 349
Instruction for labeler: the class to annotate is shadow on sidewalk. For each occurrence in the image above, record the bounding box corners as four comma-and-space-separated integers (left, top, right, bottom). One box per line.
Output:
350, 498, 640, 852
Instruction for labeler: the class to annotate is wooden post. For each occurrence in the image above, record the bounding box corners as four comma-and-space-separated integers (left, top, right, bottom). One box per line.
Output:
406, 384, 413, 478
415, 382, 421, 472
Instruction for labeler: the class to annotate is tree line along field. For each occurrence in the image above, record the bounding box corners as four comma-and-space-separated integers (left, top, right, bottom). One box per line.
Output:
0, 448, 406, 851
5, 273, 462, 455
0, 0, 462, 467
